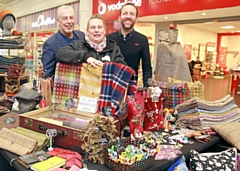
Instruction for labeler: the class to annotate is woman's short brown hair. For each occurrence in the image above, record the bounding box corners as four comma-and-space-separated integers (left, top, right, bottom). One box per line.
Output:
87, 14, 106, 29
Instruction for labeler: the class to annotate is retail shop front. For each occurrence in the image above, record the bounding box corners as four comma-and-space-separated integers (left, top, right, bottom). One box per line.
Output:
92, 0, 240, 72
15, 2, 80, 81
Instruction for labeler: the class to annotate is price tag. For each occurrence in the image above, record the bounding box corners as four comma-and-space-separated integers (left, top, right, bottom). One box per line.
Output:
77, 96, 98, 113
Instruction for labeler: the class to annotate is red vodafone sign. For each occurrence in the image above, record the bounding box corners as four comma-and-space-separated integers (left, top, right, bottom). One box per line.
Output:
93, 0, 240, 21
96, 0, 142, 20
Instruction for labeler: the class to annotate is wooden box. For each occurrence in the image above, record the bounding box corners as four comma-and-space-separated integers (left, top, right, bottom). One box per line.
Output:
19, 107, 121, 149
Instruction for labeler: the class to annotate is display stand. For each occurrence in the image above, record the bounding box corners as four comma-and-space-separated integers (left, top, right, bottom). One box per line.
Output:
205, 42, 216, 77
0, 36, 29, 96
213, 64, 224, 79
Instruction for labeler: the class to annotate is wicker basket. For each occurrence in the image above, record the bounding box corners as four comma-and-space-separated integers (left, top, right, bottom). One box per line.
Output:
103, 137, 155, 171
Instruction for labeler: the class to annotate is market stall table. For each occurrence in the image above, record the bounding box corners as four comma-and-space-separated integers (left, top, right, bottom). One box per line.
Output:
0, 134, 223, 171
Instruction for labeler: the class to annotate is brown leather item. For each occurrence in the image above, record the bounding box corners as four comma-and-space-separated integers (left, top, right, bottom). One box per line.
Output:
185, 130, 211, 143
18, 150, 51, 168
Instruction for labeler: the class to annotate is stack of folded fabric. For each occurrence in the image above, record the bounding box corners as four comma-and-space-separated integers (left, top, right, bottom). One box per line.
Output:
0, 55, 25, 73
175, 95, 240, 130
0, 37, 25, 49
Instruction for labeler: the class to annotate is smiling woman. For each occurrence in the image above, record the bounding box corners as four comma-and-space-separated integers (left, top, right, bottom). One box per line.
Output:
56, 13, 127, 67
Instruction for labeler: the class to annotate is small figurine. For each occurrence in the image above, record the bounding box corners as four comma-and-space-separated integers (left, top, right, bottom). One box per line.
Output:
163, 108, 171, 131
46, 129, 57, 151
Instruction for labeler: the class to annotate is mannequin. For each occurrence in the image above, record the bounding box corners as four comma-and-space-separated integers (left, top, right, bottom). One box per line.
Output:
154, 24, 192, 82
0, 9, 16, 36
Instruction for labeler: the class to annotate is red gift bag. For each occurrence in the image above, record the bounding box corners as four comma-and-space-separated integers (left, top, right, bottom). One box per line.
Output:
127, 88, 147, 136
144, 95, 164, 131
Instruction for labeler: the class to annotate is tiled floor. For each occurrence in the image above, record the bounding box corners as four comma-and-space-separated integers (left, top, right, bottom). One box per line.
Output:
199, 76, 240, 107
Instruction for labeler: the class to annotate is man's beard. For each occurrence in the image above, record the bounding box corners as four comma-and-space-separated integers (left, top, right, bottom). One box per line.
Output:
121, 20, 135, 31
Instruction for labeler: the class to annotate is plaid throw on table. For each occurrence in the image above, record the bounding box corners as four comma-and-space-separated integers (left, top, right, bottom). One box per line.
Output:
52, 62, 82, 109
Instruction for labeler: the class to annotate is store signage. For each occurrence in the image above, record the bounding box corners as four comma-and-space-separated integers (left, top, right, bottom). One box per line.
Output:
219, 47, 227, 68
31, 15, 55, 28
206, 42, 216, 47
184, 44, 192, 60
78, 96, 98, 113
98, 0, 142, 15
93, 0, 240, 20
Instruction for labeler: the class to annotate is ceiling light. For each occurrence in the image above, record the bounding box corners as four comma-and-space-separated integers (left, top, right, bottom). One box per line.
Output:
204, 22, 214, 24
164, 16, 168, 19
220, 26, 235, 29
202, 13, 206, 16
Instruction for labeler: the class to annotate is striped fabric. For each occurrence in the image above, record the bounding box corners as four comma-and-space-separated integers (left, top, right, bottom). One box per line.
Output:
176, 95, 240, 129
98, 62, 137, 117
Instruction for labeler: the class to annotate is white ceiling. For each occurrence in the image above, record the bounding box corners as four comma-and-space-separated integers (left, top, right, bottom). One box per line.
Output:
0, 0, 21, 10
137, 6, 240, 33
1, 1, 240, 33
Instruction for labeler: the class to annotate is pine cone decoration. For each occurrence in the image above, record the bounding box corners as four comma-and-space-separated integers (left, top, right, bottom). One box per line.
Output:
7, 64, 22, 79
81, 115, 117, 164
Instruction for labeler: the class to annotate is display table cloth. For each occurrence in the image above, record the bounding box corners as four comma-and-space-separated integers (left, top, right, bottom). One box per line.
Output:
0, 133, 223, 171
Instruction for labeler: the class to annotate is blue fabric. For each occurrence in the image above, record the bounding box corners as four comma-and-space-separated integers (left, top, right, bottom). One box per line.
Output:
167, 156, 189, 171
41, 30, 84, 78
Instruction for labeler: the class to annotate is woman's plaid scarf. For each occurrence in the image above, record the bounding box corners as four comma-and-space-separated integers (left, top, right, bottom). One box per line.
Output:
85, 35, 106, 52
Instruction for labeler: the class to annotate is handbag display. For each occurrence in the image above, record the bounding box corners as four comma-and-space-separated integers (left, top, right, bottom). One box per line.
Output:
18, 150, 51, 168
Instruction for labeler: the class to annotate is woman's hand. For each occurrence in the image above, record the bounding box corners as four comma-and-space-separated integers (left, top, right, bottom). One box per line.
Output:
86, 57, 103, 67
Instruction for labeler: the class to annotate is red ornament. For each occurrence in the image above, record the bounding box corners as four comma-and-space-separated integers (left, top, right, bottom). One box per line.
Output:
40, 98, 46, 108
169, 24, 175, 29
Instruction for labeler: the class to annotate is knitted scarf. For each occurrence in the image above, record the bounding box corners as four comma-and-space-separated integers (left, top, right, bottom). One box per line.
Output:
85, 35, 106, 52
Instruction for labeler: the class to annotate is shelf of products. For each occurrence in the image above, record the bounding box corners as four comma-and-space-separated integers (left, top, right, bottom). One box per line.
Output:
25, 31, 55, 82
205, 42, 216, 75
0, 36, 28, 96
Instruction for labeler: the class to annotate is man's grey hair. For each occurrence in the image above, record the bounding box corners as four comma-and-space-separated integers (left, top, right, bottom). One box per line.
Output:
57, 5, 74, 18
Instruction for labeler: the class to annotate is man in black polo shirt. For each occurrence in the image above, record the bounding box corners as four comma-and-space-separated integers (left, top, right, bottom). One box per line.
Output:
107, 3, 152, 87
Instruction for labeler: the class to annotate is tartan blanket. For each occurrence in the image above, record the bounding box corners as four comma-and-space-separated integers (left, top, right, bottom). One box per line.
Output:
98, 62, 137, 117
